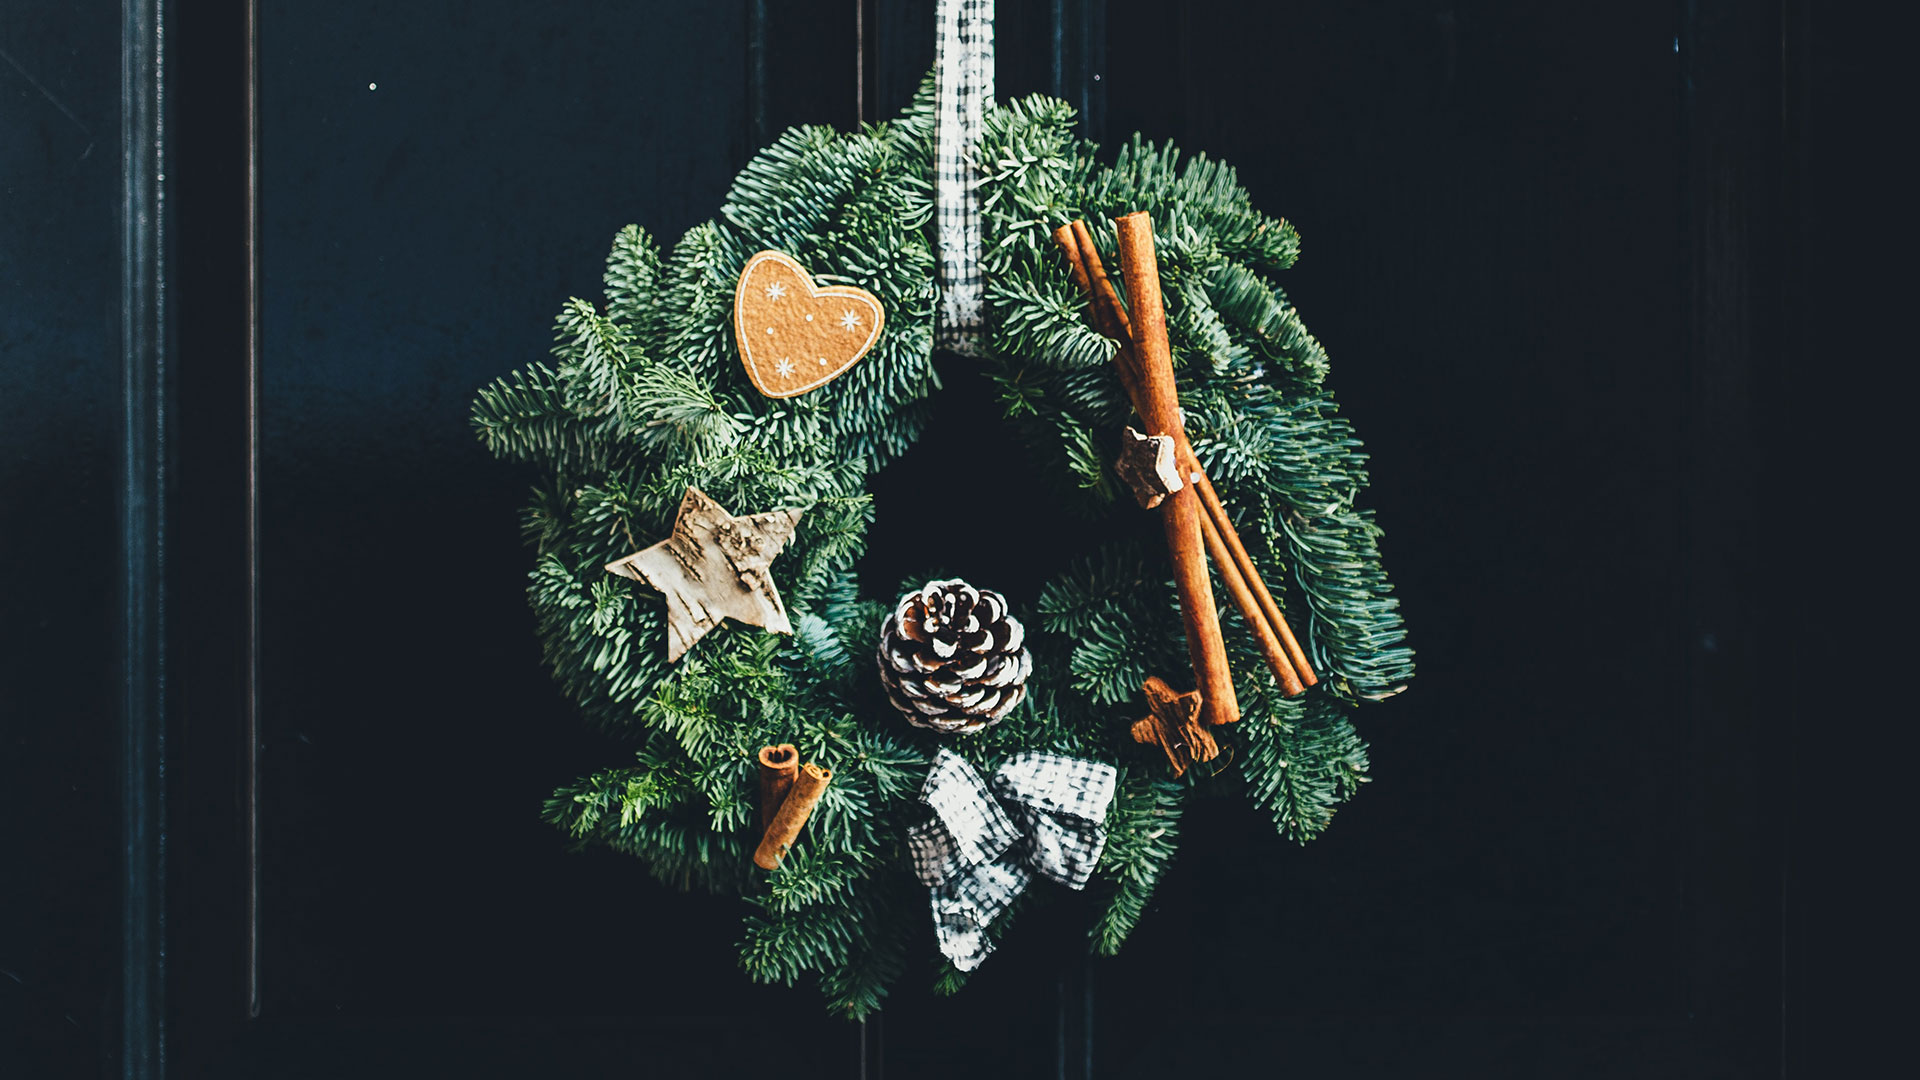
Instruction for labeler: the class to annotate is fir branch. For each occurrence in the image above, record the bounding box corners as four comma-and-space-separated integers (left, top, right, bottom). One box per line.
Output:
603, 224, 663, 327
622, 361, 745, 454
1207, 261, 1330, 390
552, 297, 639, 419
1089, 770, 1185, 955
1260, 395, 1416, 699
471, 362, 620, 474
1234, 690, 1371, 842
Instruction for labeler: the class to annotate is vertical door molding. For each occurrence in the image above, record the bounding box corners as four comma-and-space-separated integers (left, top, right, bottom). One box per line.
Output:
119, 0, 168, 1074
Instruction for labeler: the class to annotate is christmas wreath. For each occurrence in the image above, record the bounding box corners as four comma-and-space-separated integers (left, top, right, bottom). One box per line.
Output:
471, 49, 1411, 1016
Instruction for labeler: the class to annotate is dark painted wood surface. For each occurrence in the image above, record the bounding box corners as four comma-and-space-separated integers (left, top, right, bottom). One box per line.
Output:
2, 0, 129, 1074
3, 0, 1830, 1076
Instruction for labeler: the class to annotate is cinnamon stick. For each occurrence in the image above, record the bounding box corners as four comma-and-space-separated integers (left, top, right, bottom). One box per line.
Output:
1053, 221, 1094, 297
1114, 212, 1240, 727
1061, 221, 1291, 697
756, 743, 799, 831
1196, 507, 1306, 697
1192, 472, 1317, 687
1054, 220, 1316, 693
1067, 220, 1142, 385
754, 761, 832, 870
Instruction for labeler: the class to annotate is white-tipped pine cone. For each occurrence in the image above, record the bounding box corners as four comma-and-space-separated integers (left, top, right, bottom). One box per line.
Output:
877, 579, 1033, 735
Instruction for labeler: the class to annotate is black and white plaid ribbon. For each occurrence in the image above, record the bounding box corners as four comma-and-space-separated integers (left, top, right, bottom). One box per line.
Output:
907, 747, 1117, 971
933, 0, 994, 357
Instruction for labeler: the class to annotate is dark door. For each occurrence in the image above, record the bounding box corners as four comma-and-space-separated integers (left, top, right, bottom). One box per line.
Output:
8, 1, 1821, 1076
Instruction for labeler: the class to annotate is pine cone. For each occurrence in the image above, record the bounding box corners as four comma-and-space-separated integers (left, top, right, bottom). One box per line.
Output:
877, 579, 1033, 734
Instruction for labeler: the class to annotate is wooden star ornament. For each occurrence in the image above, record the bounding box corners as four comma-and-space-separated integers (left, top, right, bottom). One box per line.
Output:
1129, 676, 1219, 777
1113, 425, 1185, 509
605, 487, 805, 662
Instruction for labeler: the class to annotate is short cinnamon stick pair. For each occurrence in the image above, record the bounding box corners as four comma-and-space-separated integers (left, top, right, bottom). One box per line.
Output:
1053, 214, 1318, 710
754, 744, 831, 870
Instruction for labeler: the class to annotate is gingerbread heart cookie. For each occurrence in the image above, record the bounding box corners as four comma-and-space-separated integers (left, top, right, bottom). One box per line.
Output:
733, 250, 886, 399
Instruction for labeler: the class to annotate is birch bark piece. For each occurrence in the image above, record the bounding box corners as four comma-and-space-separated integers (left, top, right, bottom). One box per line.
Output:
605, 487, 804, 661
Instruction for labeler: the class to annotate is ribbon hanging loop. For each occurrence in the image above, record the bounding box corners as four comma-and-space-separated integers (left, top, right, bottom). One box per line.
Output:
932, 0, 995, 357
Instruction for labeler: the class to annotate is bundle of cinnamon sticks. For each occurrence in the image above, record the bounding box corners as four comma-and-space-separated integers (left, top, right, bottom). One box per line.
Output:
1053, 214, 1317, 733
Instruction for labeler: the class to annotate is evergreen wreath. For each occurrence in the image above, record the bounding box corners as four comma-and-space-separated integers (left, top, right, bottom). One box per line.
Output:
472, 78, 1413, 1017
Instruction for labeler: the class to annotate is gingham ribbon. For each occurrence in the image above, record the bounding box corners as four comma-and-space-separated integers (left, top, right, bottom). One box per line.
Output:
907, 747, 1117, 971
932, 0, 994, 357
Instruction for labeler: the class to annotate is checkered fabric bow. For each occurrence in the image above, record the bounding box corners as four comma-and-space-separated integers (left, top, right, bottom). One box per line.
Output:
907, 747, 1118, 971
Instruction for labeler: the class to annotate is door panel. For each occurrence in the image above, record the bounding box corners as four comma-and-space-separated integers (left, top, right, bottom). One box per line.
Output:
246, 0, 865, 1053
135, 0, 1783, 1076
1101, 0, 1690, 1019
1, 1, 124, 1073
229, 0, 1082, 1073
